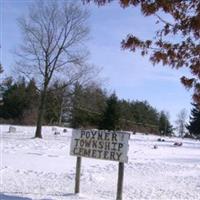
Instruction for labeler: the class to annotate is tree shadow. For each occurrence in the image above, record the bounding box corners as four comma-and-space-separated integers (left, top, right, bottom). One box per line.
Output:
0, 193, 32, 200
63, 193, 76, 197
0, 192, 76, 200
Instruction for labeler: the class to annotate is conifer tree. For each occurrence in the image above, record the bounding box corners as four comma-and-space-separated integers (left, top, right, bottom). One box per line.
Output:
1, 78, 27, 120
187, 104, 200, 136
99, 93, 120, 131
159, 111, 173, 136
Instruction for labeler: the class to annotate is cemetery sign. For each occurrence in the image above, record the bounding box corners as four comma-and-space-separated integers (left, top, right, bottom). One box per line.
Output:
70, 129, 130, 163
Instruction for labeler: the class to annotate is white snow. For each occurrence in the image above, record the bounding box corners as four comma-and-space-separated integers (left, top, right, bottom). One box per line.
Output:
1, 125, 200, 200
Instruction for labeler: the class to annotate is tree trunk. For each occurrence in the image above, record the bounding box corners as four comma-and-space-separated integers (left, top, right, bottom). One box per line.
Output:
35, 86, 47, 138
58, 98, 64, 126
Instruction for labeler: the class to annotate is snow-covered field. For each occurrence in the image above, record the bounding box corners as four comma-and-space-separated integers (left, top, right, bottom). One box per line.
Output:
1, 125, 200, 200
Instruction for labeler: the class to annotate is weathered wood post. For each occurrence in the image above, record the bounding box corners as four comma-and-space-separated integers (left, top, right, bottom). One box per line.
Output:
70, 130, 130, 198
116, 162, 124, 200
75, 156, 82, 193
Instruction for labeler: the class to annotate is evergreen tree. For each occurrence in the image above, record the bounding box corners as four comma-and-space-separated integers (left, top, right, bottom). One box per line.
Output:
70, 83, 85, 128
1, 78, 27, 120
99, 93, 120, 131
22, 79, 39, 124
70, 83, 107, 129
159, 111, 173, 136
187, 104, 200, 136
45, 89, 61, 125
0, 77, 39, 124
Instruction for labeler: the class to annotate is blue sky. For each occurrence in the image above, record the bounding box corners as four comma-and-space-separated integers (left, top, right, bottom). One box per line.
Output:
0, 0, 193, 124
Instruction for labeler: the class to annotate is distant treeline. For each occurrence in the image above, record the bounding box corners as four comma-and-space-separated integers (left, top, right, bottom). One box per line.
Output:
0, 77, 173, 135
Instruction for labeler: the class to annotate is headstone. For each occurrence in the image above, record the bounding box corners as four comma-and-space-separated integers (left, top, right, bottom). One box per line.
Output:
9, 126, 16, 133
157, 138, 165, 142
63, 129, 68, 133
174, 142, 182, 146
54, 131, 60, 135
153, 145, 158, 149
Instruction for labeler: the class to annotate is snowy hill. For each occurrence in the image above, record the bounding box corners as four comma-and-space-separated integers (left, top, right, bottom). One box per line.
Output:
1, 125, 200, 200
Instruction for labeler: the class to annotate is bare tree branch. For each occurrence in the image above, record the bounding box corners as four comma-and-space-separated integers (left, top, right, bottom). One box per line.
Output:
16, 1, 92, 138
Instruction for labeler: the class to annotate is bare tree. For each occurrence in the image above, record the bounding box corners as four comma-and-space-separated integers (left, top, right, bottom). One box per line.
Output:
16, 1, 90, 138
176, 109, 187, 137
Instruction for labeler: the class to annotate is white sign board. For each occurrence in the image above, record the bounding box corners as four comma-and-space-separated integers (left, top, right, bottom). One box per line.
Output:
70, 130, 130, 163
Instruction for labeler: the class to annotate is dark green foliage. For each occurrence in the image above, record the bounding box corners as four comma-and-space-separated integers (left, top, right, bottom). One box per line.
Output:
159, 111, 173, 136
0, 78, 39, 124
1, 78, 27, 120
25, 79, 39, 109
0, 76, 174, 134
44, 81, 71, 125
187, 103, 200, 136
45, 90, 61, 125
71, 83, 107, 128
70, 83, 83, 128
133, 101, 158, 126
99, 93, 120, 130
118, 100, 160, 133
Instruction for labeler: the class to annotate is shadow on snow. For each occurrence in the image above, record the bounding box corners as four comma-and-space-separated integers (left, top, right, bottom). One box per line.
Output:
0, 193, 77, 200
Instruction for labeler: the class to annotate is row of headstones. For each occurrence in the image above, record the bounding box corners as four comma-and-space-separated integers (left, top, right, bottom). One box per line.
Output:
52, 127, 68, 135
153, 137, 183, 149
8, 126, 68, 134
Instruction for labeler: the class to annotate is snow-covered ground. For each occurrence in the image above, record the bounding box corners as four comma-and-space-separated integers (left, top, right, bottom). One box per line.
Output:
1, 125, 200, 200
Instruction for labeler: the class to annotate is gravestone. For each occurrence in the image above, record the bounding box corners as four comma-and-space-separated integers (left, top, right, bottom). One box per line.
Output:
9, 126, 16, 133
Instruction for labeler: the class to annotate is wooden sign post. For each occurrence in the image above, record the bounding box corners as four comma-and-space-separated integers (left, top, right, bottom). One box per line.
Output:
116, 162, 124, 200
75, 156, 81, 194
70, 130, 130, 199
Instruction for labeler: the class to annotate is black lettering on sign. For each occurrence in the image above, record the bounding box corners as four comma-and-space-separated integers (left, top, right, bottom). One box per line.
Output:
111, 142, 118, 151
80, 130, 85, 138
104, 132, 110, 141
71, 130, 129, 163
73, 147, 78, 155
116, 152, 122, 160
84, 131, 89, 138
104, 151, 109, 159
97, 132, 103, 140
91, 130, 97, 139
92, 149, 97, 157
97, 150, 103, 158
79, 140, 85, 147
84, 140, 91, 148
118, 143, 123, 151
74, 139, 80, 147
92, 140, 97, 148
104, 142, 110, 151
112, 132, 117, 142
98, 141, 103, 149
83, 148, 91, 157
110, 151, 115, 160
79, 148, 84, 155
